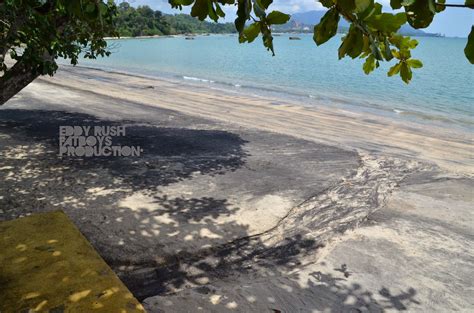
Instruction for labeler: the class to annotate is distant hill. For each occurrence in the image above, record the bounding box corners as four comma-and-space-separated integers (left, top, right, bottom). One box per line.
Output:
285, 10, 441, 37
291, 11, 333, 26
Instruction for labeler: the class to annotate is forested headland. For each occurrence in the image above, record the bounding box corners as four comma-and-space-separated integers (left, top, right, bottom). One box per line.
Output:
115, 3, 236, 37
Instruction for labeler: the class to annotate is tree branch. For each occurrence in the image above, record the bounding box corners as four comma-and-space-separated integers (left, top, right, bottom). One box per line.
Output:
0, 51, 53, 105
436, 3, 474, 8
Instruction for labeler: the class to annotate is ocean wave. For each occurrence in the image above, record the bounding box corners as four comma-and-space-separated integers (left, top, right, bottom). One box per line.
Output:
71, 63, 473, 131
183, 76, 214, 83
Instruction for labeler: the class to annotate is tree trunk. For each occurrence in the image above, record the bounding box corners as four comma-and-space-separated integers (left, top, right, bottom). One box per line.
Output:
0, 59, 40, 105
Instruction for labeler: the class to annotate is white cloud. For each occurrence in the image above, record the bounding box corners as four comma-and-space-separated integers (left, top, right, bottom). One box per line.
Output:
271, 0, 324, 13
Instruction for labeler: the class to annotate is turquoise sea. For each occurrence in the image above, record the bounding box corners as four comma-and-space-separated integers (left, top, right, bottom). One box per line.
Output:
75, 34, 473, 131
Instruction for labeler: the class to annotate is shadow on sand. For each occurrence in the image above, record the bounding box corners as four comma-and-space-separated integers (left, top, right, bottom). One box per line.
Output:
0, 109, 420, 311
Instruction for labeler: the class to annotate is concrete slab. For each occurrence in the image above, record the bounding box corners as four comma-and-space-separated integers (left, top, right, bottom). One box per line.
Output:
0, 211, 144, 313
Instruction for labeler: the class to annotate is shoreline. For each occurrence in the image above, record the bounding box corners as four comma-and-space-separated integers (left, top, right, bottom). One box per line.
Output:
103, 33, 234, 40
59, 60, 474, 134
96, 34, 473, 133
39, 64, 474, 175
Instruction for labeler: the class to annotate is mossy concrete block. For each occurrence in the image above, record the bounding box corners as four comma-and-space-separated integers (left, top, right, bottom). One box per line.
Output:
0, 211, 146, 313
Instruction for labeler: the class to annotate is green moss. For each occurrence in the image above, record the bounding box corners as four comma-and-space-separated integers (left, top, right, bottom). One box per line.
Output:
0, 211, 145, 313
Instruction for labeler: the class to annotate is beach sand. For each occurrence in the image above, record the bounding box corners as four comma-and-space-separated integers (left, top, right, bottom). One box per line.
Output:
36, 66, 474, 175
0, 66, 472, 312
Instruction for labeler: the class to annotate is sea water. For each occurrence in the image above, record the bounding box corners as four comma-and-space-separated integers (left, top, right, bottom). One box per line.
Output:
74, 34, 474, 132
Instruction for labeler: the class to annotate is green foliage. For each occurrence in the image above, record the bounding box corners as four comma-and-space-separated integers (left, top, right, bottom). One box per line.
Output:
163, 13, 235, 34
313, 8, 340, 45
114, 3, 235, 36
241, 22, 261, 43
365, 13, 406, 33
1, 0, 116, 77
266, 11, 291, 24
363, 55, 377, 74
338, 25, 364, 59
402, 0, 437, 29
465, 26, 474, 64
115, 3, 168, 36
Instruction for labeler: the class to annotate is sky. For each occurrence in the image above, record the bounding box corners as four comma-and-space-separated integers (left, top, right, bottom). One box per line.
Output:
121, 0, 473, 37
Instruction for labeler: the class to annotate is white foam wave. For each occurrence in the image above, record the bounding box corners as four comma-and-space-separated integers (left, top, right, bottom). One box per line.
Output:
183, 76, 214, 83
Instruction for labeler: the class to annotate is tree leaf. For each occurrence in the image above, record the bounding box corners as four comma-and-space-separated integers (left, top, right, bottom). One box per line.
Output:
190, 0, 209, 20
357, 1, 381, 20
465, 26, 474, 64
404, 0, 436, 29
98, 2, 109, 16
320, 0, 335, 8
400, 62, 412, 83
242, 22, 260, 43
253, 2, 266, 18
215, 3, 226, 18
339, 25, 364, 59
435, 0, 446, 12
390, 0, 402, 9
313, 8, 339, 45
387, 62, 401, 76
257, 0, 273, 9
235, 0, 252, 33
366, 12, 407, 33
355, 0, 372, 13
407, 59, 423, 68
337, 0, 356, 13
207, 1, 218, 22
259, 23, 275, 55
371, 41, 383, 60
169, 0, 195, 9
382, 38, 394, 61
363, 54, 376, 74
266, 11, 290, 25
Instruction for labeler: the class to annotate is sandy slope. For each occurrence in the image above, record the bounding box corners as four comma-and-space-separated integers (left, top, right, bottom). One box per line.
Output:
142, 172, 473, 312
37, 65, 473, 175
0, 66, 472, 312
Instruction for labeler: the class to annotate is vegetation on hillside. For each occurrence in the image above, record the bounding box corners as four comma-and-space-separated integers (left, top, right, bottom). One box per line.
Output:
114, 3, 235, 37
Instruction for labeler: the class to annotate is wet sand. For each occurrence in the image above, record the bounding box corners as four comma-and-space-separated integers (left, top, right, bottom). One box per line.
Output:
36, 65, 474, 175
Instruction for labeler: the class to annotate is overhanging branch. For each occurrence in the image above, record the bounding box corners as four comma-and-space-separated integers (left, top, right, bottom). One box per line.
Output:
436, 2, 474, 8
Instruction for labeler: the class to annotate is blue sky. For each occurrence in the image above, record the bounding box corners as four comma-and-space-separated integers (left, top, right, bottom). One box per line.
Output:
121, 0, 473, 37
